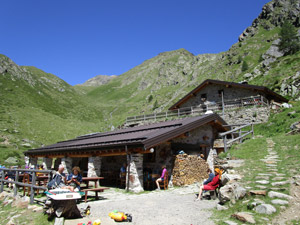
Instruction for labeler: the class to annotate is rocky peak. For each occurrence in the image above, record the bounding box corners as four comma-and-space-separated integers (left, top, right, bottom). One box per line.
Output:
239, 0, 300, 42
78, 74, 117, 87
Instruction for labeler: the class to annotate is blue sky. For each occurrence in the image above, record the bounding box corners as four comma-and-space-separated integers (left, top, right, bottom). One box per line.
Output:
1, 0, 270, 85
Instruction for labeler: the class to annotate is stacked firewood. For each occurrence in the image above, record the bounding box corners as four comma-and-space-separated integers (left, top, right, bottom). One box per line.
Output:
172, 154, 209, 186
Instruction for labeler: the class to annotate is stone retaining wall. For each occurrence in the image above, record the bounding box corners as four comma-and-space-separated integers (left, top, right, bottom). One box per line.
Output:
222, 106, 270, 124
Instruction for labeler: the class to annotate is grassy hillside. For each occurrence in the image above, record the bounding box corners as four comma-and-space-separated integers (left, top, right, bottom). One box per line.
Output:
0, 58, 106, 165
214, 101, 300, 224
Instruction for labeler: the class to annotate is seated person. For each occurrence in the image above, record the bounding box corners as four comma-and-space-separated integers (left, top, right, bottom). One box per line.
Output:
203, 168, 215, 185
155, 165, 167, 190
36, 165, 44, 176
196, 168, 222, 200
5, 166, 16, 189
47, 164, 73, 191
120, 163, 127, 178
67, 166, 82, 191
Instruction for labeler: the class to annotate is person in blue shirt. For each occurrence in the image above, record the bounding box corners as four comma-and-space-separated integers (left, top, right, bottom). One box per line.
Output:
203, 168, 215, 185
67, 166, 82, 191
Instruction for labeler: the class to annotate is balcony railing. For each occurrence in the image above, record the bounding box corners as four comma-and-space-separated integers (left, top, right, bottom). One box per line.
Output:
125, 95, 269, 124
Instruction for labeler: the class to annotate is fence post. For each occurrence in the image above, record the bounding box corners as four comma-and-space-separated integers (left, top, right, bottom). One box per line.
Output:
14, 171, 19, 196
0, 170, 4, 192
251, 123, 254, 138
240, 128, 243, 143
166, 111, 168, 119
30, 171, 36, 204
177, 109, 180, 117
191, 106, 194, 115
223, 136, 227, 152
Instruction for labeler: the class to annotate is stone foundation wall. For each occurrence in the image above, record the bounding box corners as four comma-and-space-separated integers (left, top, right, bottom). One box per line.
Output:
222, 106, 270, 124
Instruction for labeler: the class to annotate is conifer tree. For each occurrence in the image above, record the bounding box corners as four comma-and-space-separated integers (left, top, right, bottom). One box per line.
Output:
241, 60, 249, 72
279, 20, 300, 55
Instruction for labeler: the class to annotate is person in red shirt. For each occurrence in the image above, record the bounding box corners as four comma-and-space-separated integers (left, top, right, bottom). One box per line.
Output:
196, 168, 222, 200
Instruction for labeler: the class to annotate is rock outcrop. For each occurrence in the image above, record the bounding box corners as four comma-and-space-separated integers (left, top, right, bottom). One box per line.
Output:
239, 0, 300, 42
78, 74, 117, 87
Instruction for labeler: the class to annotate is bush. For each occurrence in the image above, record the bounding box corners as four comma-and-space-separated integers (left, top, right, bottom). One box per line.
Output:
241, 60, 249, 72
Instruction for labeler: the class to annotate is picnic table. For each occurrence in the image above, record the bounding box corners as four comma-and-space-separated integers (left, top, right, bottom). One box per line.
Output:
81, 176, 104, 188
81, 177, 108, 202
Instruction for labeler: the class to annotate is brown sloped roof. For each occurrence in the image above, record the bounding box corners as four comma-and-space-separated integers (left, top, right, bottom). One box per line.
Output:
169, 79, 288, 110
24, 113, 227, 157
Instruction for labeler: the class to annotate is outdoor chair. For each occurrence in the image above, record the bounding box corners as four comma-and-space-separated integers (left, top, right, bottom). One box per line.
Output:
159, 171, 168, 190
119, 172, 126, 188
23, 173, 31, 196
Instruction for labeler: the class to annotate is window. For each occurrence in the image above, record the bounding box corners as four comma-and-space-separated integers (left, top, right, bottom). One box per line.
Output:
201, 93, 207, 102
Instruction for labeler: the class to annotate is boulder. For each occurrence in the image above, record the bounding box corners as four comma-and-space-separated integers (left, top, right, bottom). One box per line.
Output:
12, 196, 29, 209
21, 143, 32, 148
219, 183, 246, 203
0, 191, 10, 201
4, 156, 19, 164
231, 212, 255, 224
216, 204, 228, 211
255, 204, 276, 214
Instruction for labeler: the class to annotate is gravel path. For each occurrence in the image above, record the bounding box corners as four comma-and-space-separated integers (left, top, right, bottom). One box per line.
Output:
65, 184, 217, 225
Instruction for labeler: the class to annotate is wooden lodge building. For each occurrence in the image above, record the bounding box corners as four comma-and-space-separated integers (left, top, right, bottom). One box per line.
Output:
24, 79, 288, 192
25, 114, 227, 192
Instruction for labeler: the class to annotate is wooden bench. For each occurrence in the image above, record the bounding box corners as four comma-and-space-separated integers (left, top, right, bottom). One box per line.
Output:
81, 187, 109, 202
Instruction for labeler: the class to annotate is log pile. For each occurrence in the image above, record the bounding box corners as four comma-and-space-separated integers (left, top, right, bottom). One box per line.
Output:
172, 154, 209, 186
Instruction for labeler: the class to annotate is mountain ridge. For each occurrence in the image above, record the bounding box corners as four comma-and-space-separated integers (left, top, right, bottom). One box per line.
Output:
0, 0, 299, 166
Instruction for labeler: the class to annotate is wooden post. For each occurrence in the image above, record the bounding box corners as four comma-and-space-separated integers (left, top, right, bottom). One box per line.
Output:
191, 106, 193, 115
251, 123, 254, 138
223, 136, 227, 152
239, 129, 242, 143
14, 171, 19, 196
178, 109, 180, 117
30, 171, 36, 204
126, 146, 130, 192
221, 91, 225, 117
0, 170, 4, 192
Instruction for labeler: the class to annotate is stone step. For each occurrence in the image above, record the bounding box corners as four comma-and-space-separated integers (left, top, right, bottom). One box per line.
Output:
256, 180, 269, 185
271, 199, 289, 205
268, 191, 292, 199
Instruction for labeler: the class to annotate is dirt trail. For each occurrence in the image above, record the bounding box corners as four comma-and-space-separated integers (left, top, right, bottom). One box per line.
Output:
272, 181, 300, 224
65, 185, 217, 225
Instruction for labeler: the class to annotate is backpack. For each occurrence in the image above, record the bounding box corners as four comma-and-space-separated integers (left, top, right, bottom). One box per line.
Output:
47, 174, 63, 189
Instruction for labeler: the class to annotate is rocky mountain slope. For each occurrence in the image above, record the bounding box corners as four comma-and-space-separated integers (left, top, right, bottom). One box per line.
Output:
0, 0, 299, 165
77, 74, 117, 87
